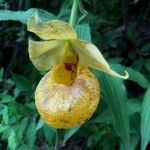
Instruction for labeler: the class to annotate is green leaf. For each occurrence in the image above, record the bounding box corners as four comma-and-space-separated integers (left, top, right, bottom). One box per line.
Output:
17, 144, 29, 150
43, 125, 56, 143
0, 92, 14, 103
126, 98, 142, 115
105, 31, 123, 48
2, 105, 9, 125
8, 129, 17, 150
126, 68, 150, 88
120, 134, 140, 150
141, 88, 150, 150
8, 101, 34, 118
130, 135, 140, 150
57, 0, 72, 20
111, 64, 150, 88
130, 114, 140, 135
12, 74, 33, 95
36, 118, 45, 131
76, 24, 91, 41
64, 125, 81, 143
16, 118, 28, 144
0, 124, 9, 133
0, 68, 4, 81
94, 70, 130, 149
91, 98, 141, 125
127, 26, 138, 43
141, 43, 150, 52
144, 59, 150, 72
0, 8, 55, 24
87, 131, 106, 148
26, 120, 36, 149
91, 109, 112, 124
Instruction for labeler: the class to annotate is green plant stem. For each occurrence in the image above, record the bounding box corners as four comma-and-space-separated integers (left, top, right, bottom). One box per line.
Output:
69, 0, 78, 27
54, 129, 64, 150
54, 131, 59, 150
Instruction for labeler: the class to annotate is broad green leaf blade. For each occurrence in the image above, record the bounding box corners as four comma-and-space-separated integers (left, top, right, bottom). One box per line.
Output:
0, 68, 4, 81
87, 131, 106, 148
120, 135, 140, 150
26, 120, 36, 150
8, 129, 17, 150
111, 64, 150, 88
16, 118, 28, 145
43, 125, 56, 143
64, 125, 81, 143
17, 144, 29, 150
0, 8, 55, 24
126, 98, 142, 115
57, 0, 72, 20
126, 68, 150, 88
0, 124, 9, 133
91, 109, 112, 124
2, 106, 9, 125
94, 70, 130, 149
90, 99, 141, 125
0, 92, 14, 103
141, 88, 150, 150
76, 24, 91, 41
12, 74, 33, 95
36, 118, 45, 131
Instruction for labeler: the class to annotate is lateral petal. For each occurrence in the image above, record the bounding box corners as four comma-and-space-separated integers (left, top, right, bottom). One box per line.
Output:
28, 39, 64, 71
71, 39, 128, 79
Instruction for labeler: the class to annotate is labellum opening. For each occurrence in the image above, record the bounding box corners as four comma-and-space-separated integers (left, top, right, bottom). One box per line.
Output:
52, 41, 78, 86
52, 62, 77, 86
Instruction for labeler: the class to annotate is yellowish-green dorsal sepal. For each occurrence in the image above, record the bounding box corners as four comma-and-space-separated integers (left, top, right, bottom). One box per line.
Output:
27, 13, 77, 40
71, 39, 129, 79
28, 39, 64, 71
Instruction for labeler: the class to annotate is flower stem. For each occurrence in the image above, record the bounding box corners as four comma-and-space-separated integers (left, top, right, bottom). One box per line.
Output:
69, 0, 78, 27
54, 131, 58, 150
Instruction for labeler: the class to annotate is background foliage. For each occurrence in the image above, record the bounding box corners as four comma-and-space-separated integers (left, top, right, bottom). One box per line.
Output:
0, 0, 150, 150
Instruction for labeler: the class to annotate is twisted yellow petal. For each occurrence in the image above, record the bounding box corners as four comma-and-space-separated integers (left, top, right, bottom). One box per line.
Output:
71, 39, 129, 79
27, 13, 77, 40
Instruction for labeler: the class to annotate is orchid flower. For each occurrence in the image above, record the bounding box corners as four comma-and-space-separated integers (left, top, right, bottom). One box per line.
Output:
27, 13, 128, 128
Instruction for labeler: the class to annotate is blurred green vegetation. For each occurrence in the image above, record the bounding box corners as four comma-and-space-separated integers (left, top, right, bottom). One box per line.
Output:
0, 0, 150, 150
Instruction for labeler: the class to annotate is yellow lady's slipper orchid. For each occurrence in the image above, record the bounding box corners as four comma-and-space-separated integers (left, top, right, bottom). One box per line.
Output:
27, 13, 128, 129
